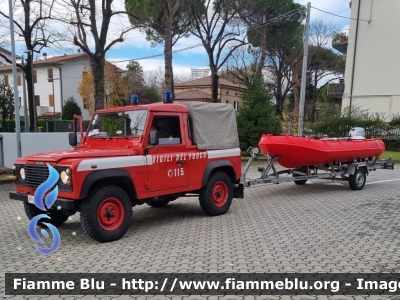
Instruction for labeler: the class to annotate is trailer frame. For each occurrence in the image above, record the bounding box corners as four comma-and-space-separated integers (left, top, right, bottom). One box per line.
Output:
240, 147, 394, 190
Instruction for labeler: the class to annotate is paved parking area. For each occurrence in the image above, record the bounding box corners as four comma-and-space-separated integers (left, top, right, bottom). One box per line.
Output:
1, 161, 400, 299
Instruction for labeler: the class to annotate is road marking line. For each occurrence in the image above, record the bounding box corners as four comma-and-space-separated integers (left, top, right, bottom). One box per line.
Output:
366, 178, 400, 185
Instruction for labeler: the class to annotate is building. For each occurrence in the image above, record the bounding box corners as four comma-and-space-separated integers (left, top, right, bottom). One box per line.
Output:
0, 52, 91, 120
174, 76, 246, 111
0, 46, 21, 67
336, 0, 400, 118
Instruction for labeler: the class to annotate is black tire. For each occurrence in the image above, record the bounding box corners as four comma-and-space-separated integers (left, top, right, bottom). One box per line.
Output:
24, 202, 69, 227
80, 185, 132, 243
199, 172, 233, 216
293, 173, 307, 185
349, 168, 366, 190
147, 200, 170, 208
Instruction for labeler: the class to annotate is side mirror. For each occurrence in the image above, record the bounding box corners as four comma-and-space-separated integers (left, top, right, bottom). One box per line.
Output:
69, 132, 77, 146
149, 130, 159, 146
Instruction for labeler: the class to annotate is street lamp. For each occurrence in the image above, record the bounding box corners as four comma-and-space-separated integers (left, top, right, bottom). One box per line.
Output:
48, 77, 59, 132
8, 0, 21, 156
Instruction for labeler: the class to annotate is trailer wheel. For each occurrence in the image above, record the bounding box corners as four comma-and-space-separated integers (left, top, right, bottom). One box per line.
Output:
24, 202, 69, 227
349, 168, 366, 190
293, 173, 307, 185
80, 185, 132, 242
199, 172, 233, 216
147, 200, 170, 208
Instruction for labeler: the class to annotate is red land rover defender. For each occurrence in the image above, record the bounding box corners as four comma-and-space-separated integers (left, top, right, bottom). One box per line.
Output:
9, 101, 244, 242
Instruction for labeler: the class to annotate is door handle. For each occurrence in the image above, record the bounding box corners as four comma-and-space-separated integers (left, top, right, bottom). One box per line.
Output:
176, 160, 185, 165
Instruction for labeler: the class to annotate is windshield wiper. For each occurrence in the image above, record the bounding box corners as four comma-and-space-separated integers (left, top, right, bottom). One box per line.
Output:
109, 133, 128, 140
88, 133, 105, 139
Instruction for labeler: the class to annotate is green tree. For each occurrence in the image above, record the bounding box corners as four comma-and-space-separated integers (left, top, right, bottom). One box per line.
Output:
189, 0, 245, 103
125, 0, 200, 99
314, 85, 341, 121
234, 0, 305, 119
140, 86, 162, 104
305, 46, 345, 121
237, 0, 305, 76
124, 60, 145, 98
62, 97, 82, 120
0, 79, 14, 129
237, 79, 281, 150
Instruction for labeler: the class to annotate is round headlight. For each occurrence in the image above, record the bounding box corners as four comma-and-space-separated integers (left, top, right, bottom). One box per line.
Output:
66, 168, 71, 175
60, 171, 69, 184
13, 165, 17, 170
19, 168, 25, 180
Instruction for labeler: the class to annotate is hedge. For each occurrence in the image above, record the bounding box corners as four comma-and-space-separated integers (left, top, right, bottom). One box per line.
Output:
308, 115, 400, 151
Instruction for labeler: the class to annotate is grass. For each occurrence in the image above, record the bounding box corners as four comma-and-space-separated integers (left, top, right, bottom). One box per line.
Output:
0, 174, 13, 181
380, 151, 400, 160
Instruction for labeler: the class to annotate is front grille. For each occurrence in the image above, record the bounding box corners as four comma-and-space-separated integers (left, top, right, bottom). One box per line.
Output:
25, 165, 50, 188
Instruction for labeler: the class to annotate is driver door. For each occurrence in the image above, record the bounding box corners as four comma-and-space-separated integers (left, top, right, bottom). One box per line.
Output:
146, 113, 189, 192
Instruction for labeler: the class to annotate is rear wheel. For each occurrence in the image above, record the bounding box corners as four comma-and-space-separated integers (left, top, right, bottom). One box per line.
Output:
349, 168, 366, 190
24, 202, 68, 227
80, 185, 132, 242
199, 172, 233, 216
147, 200, 170, 208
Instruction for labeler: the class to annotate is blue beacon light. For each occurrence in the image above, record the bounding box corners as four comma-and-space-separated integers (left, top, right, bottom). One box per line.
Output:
163, 90, 173, 103
131, 94, 139, 105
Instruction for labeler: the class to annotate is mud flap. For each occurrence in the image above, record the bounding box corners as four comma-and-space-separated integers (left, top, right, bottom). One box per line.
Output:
384, 158, 394, 169
233, 183, 244, 199
346, 164, 356, 175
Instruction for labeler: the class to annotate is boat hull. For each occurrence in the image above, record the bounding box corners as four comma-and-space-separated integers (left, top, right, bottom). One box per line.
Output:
258, 134, 385, 168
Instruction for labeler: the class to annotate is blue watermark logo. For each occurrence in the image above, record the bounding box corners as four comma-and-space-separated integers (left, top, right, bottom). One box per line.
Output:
27, 164, 61, 254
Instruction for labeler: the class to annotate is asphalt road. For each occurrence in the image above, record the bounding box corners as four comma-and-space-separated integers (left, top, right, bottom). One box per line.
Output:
1, 161, 400, 300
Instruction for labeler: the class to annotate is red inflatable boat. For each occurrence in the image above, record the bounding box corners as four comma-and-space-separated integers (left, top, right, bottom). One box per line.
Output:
258, 134, 385, 168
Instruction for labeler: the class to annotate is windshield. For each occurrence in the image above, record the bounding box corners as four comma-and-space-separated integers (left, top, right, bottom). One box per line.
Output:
87, 109, 148, 138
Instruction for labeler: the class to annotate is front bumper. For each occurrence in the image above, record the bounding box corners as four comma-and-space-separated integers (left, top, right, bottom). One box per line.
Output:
9, 191, 78, 210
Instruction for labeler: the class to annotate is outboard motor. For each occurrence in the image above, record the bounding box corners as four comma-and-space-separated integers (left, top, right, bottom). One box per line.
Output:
349, 127, 365, 138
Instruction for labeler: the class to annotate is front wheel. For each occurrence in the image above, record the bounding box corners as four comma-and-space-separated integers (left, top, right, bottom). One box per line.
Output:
349, 168, 366, 190
199, 172, 233, 216
80, 185, 132, 242
24, 202, 69, 227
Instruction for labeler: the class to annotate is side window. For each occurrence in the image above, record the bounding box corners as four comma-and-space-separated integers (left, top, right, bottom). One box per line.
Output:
187, 116, 193, 141
151, 116, 181, 145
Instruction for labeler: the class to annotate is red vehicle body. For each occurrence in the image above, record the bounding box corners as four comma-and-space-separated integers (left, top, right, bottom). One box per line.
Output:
9, 102, 243, 242
258, 134, 385, 168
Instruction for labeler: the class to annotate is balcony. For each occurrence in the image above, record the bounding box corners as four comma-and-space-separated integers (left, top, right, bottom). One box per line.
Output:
332, 30, 349, 54
327, 81, 345, 99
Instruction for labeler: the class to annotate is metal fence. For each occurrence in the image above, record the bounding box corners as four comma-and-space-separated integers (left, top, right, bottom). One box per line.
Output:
307, 124, 400, 140
0, 120, 90, 133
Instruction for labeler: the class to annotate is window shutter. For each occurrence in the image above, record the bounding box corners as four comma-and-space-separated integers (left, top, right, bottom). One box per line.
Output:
47, 69, 53, 82
35, 95, 40, 106
49, 94, 54, 106
4, 75, 8, 86
17, 74, 21, 86
33, 70, 37, 83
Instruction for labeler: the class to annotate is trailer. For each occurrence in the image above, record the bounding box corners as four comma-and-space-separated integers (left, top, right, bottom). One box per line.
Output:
240, 147, 395, 191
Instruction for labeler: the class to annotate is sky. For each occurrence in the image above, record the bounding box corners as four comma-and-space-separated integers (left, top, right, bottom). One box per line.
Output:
5, 0, 352, 78
106, 0, 352, 76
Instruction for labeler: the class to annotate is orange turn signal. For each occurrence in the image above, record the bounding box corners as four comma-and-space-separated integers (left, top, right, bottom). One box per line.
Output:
67, 180, 72, 186
13, 175, 17, 181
